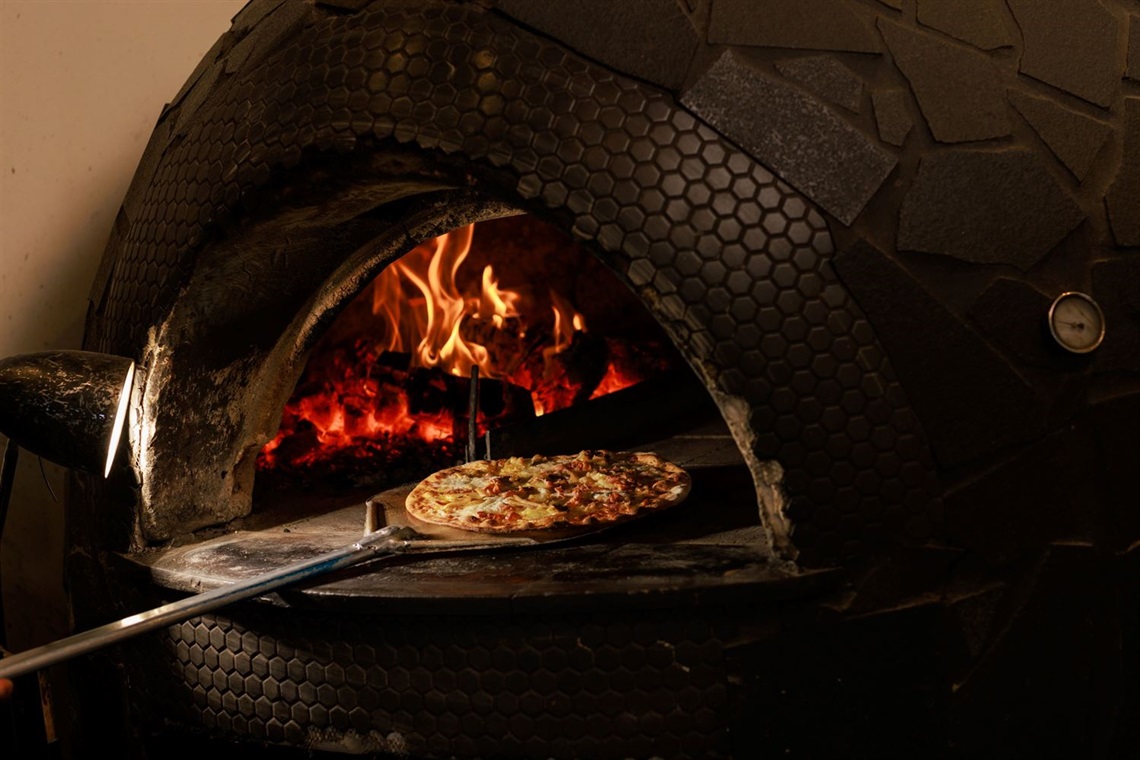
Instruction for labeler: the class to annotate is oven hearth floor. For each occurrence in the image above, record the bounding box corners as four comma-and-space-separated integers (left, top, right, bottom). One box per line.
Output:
121, 424, 838, 613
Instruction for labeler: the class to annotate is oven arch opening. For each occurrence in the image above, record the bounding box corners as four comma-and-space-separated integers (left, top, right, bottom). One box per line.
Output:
217, 199, 793, 567
74, 0, 945, 581
120, 170, 792, 566
115, 185, 805, 608
255, 213, 697, 488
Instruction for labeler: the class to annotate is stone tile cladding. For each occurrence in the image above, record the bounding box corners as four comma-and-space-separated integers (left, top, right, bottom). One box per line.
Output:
162, 610, 731, 758
79, 0, 1139, 756
87, 0, 941, 564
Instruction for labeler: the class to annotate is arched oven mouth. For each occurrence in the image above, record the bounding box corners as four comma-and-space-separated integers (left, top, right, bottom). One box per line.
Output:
121, 203, 808, 608
78, 0, 939, 574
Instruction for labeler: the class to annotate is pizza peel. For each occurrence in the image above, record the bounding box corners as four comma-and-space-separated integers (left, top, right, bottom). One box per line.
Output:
0, 468, 689, 681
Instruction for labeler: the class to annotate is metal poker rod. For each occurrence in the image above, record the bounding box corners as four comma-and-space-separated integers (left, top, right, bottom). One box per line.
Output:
466, 364, 480, 463
0, 524, 413, 680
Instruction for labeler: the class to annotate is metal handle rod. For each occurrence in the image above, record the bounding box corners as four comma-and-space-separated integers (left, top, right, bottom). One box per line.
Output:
466, 364, 480, 463
0, 525, 411, 680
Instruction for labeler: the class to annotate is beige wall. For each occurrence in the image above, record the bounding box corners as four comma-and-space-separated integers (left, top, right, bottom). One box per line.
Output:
0, 0, 245, 649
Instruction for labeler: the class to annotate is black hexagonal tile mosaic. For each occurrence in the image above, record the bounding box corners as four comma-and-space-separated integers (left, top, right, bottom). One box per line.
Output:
89, 0, 942, 564
162, 610, 732, 758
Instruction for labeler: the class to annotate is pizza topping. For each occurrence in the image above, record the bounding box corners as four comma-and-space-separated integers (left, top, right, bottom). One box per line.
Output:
404, 450, 690, 533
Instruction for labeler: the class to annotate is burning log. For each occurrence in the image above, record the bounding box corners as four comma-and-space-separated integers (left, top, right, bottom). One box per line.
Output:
488, 369, 718, 458
459, 314, 532, 376
563, 332, 609, 405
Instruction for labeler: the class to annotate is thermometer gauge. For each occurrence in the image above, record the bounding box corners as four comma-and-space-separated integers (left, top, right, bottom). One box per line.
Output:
1047, 291, 1105, 354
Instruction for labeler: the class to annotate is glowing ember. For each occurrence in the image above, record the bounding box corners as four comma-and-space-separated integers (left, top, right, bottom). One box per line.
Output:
258, 218, 677, 481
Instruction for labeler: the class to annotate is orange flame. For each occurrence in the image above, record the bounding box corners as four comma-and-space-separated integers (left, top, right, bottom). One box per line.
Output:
259, 222, 676, 476
369, 225, 532, 380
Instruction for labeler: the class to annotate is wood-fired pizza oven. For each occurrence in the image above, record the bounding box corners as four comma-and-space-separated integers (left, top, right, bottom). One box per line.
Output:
64, 1, 1138, 757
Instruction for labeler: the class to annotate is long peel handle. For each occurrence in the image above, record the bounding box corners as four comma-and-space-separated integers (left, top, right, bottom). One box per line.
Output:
0, 526, 410, 680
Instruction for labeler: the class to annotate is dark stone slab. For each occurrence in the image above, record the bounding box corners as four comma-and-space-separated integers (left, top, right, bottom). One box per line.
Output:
1089, 393, 1140, 548
316, 0, 374, 10
682, 52, 896, 224
1007, 0, 1120, 108
871, 88, 913, 146
674, 0, 707, 37
917, 0, 1014, 50
708, 0, 881, 53
844, 546, 961, 615
223, 1, 314, 76
1122, 542, 1140, 759
1092, 256, 1140, 373
493, 0, 698, 91
942, 424, 1099, 564
959, 240, 1092, 424
1128, 15, 1140, 82
968, 277, 1057, 368
729, 603, 948, 757
833, 240, 1048, 467
775, 55, 864, 113
953, 544, 1122, 758
1009, 89, 1112, 182
231, 0, 288, 32
878, 19, 1011, 143
944, 586, 1005, 664
898, 149, 1084, 270
1106, 97, 1140, 247
163, 30, 231, 121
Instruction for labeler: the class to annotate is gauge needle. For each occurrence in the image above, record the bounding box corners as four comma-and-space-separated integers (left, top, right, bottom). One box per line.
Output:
1058, 320, 1086, 330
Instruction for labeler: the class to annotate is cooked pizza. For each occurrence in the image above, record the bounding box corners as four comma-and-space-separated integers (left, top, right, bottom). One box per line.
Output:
404, 450, 690, 533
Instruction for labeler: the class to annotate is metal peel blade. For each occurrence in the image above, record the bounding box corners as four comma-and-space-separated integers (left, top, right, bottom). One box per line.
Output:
0, 525, 415, 680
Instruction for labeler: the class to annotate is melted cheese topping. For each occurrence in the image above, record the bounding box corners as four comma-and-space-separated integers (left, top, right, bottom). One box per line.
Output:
405, 450, 689, 532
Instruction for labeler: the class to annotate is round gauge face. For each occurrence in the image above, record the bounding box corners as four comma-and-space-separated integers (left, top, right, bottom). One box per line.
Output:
1048, 291, 1105, 354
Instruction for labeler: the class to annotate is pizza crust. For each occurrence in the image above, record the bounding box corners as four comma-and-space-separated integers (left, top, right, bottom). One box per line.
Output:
404, 450, 690, 533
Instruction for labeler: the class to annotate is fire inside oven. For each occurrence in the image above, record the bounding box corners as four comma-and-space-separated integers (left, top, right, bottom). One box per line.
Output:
255, 213, 685, 495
